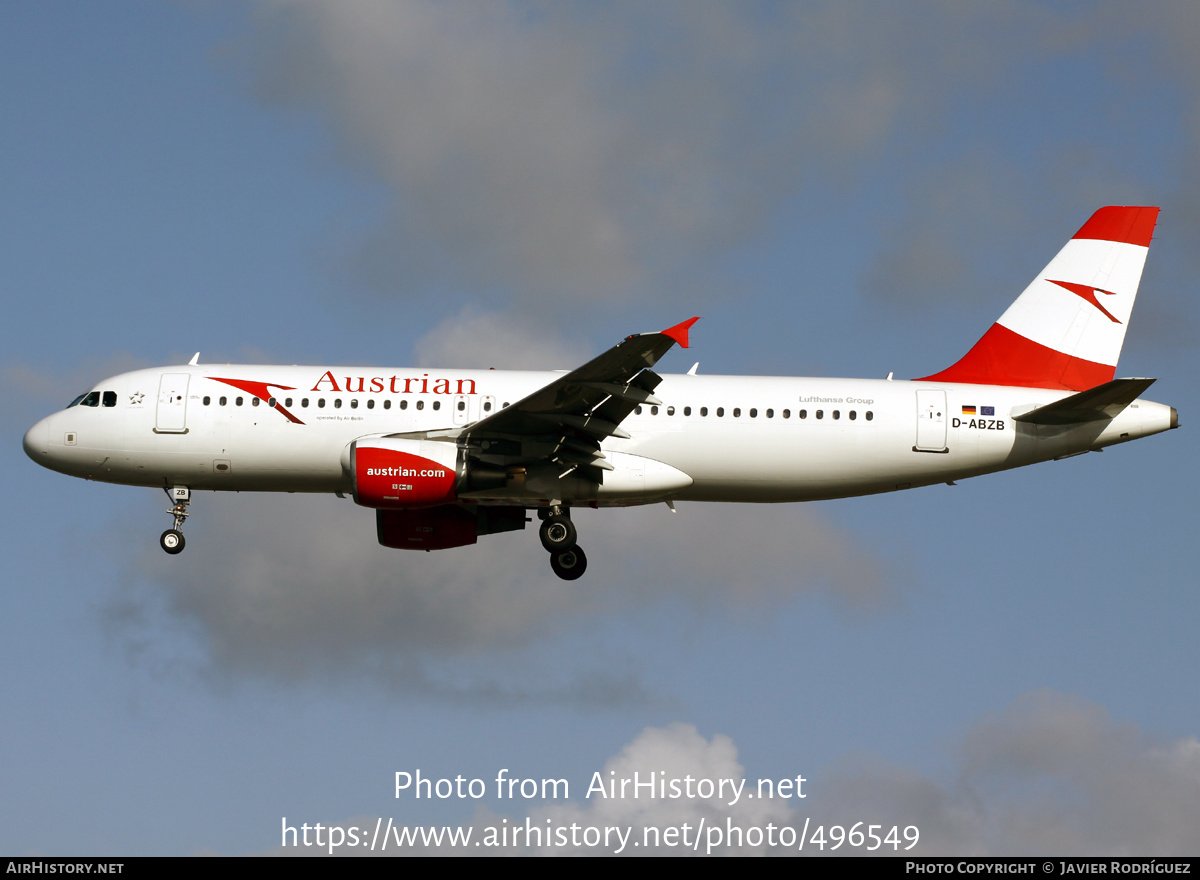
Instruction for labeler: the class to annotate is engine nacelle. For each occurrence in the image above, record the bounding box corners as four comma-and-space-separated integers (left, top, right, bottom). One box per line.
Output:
351, 438, 461, 509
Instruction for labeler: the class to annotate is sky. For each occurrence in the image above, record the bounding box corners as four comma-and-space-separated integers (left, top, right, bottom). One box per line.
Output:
2, 0, 1199, 857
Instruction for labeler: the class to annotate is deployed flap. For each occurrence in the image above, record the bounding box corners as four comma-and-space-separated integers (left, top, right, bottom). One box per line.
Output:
1013, 377, 1156, 425
461, 318, 699, 481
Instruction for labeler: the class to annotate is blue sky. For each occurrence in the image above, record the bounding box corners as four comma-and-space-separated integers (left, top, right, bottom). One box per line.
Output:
3, 1, 1199, 855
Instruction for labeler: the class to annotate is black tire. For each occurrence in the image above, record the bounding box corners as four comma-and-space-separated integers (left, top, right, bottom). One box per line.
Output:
550, 545, 587, 580
539, 515, 577, 552
160, 529, 185, 555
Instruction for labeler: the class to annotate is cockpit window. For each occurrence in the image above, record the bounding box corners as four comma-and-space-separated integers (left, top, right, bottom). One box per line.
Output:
80, 391, 101, 407
67, 393, 88, 408
102, 391, 117, 407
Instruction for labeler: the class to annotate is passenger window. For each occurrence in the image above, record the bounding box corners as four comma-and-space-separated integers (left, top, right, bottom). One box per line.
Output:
416, 401, 424, 410
866, 411, 874, 421
384, 400, 392, 410
102, 391, 117, 407
432, 401, 440, 410
398, 400, 406, 410
367, 399, 375, 409
82, 391, 100, 407
351, 399, 358, 409
799, 409, 807, 419
334, 398, 342, 409
667, 406, 675, 416
252, 397, 260, 407
203, 396, 211, 406
651, 406, 659, 415
700, 407, 708, 416
782, 409, 790, 418
717, 407, 725, 417
636, 406, 643, 415
833, 410, 840, 420
236, 397, 244, 406
220, 396, 228, 406
683, 406, 691, 416
317, 399, 325, 408
816, 410, 824, 419
483, 402, 492, 412
457, 400, 465, 411
749, 408, 757, 418
733, 408, 741, 417
285, 398, 293, 407
268, 397, 277, 407
766, 409, 773, 418
301, 398, 309, 408
849, 410, 857, 420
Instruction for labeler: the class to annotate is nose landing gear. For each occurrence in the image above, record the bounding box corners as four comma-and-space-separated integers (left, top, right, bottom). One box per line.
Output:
160, 486, 190, 554
539, 505, 587, 580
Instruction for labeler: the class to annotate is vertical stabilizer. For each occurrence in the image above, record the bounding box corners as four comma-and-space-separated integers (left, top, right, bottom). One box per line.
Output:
919, 206, 1159, 391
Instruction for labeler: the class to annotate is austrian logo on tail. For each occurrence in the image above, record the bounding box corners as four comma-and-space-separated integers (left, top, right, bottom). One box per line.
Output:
1047, 279, 1122, 324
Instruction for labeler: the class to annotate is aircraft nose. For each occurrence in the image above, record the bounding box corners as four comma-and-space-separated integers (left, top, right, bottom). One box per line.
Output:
23, 418, 49, 462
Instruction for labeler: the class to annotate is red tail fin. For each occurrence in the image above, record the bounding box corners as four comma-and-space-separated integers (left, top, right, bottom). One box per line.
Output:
919, 206, 1158, 391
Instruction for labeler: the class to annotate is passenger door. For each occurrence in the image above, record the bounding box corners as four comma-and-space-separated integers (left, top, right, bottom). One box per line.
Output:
914, 389, 948, 453
155, 373, 190, 434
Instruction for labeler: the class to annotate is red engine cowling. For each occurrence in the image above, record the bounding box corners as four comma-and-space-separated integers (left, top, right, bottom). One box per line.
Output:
352, 438, 461, 509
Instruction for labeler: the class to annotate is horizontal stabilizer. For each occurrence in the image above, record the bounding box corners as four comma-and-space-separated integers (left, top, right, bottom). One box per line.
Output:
1013, 378, 1156, 425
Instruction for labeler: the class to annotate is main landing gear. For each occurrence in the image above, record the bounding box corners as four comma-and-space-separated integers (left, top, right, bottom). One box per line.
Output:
160, 486, 190, 555
539, 505, 586, 580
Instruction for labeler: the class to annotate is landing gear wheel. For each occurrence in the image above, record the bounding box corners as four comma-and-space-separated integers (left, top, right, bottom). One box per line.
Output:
539, 515, 577, 552
544, 513, 580, 549
550, 545, 587, 580
160, 529, 185, 555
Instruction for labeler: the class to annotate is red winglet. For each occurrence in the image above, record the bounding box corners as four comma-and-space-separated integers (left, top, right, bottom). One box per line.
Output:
661, 316, 700, 349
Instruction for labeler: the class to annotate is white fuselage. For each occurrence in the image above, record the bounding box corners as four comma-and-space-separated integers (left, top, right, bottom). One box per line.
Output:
22, 364, 1176, 507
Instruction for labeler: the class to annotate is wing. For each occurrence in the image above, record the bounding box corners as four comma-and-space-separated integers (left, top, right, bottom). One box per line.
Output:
461, 317, 699, 482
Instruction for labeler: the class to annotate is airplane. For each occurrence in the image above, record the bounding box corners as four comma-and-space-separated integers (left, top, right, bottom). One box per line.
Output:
23, 206, 1178, 580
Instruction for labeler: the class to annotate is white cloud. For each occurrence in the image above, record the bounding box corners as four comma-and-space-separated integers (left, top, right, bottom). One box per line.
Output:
244, 1, 1043, 310
814, 691, 1200, 856
103, 493, 887, 697
950, 691, 1200, 854
228, 1, 1200, 326
413, 307, 582, 370
528, 722, 792, 855
264, 693, 1200, 855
